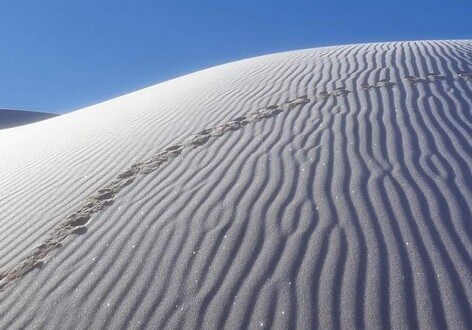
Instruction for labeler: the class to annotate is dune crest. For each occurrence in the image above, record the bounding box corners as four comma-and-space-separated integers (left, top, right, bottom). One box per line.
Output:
0, 40, 471, 329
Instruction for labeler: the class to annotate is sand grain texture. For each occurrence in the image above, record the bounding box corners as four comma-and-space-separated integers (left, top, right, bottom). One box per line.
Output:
0, 40, 471, 329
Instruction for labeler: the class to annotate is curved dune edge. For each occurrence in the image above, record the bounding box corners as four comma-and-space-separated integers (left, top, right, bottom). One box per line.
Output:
0, 70, 470, 292
0, 40, 471, 329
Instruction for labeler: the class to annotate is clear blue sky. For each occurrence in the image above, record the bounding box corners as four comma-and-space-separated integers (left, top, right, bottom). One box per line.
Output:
0, 0, 470, 114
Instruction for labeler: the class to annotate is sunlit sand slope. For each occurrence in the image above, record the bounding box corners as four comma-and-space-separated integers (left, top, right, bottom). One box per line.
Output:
0, 40, 471, 329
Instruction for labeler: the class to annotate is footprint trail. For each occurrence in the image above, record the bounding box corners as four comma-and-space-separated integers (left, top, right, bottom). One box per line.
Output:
0, 70, 469, 291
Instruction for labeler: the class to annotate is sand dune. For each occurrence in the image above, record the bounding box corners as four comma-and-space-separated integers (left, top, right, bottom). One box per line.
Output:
0, 109, 57, 130
0, 40, 471, 329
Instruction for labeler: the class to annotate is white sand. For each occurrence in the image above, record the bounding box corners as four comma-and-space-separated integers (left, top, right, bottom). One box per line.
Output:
0, 40, 471, 329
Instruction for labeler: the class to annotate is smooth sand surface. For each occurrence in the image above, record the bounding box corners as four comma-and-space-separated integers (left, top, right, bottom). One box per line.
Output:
0, 109, 57, 130
0, 40, 471, 329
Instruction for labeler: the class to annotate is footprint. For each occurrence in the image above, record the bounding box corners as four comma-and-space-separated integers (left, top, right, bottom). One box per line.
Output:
138, 153, 168, 170
35, 241, 60, 254
316, 91, 330, 100
360, 83, 375, 91
403, 76, 424, 84
183, 132, 210, 144
137, 152, 171, 173
77, 199, 108, 215
107, 176, 136, 192
210, 126, 226, 137
94, 188, 115, 201
377, 79, 395, 87
245, 112, 263, 123
332, 87, 350, 96
223, 121, 242, 131
198, 129, 212, 136
72, 226, 88, 235
138, 165, 160, 175
232, 116, 250, 124
361, 79, 395, 90
117, 166, 140, 180
150, 152, 170, 163
458, 71, 472, 81
427, 73, 445, 81
292, 96, 310, 104
260, 107, 283, 117
66, 213, 91, 227
165, 145, 182, 151
191, 135, 211, 147
32, 260, 45, 270
189, 134, 211, 147
164, 145, 184, 156
284, 102, 299, 110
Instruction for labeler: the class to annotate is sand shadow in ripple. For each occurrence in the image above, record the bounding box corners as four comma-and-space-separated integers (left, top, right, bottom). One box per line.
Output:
0, 69, 468, 293
0, 95, 312, 292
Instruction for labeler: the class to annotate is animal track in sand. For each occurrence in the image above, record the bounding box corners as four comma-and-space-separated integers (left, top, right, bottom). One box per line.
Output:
458, 71, 472, 81
0, 71, 469, 291
315, 88, 350, 100
426, 73, 446, 81
0, 95, 311, 291
360, 79, 396, 91
403, 73, 446, 85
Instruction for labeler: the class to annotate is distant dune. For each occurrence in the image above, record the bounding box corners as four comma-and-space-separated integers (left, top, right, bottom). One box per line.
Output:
0, 40, 471, 329
0, 109, 57, 129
